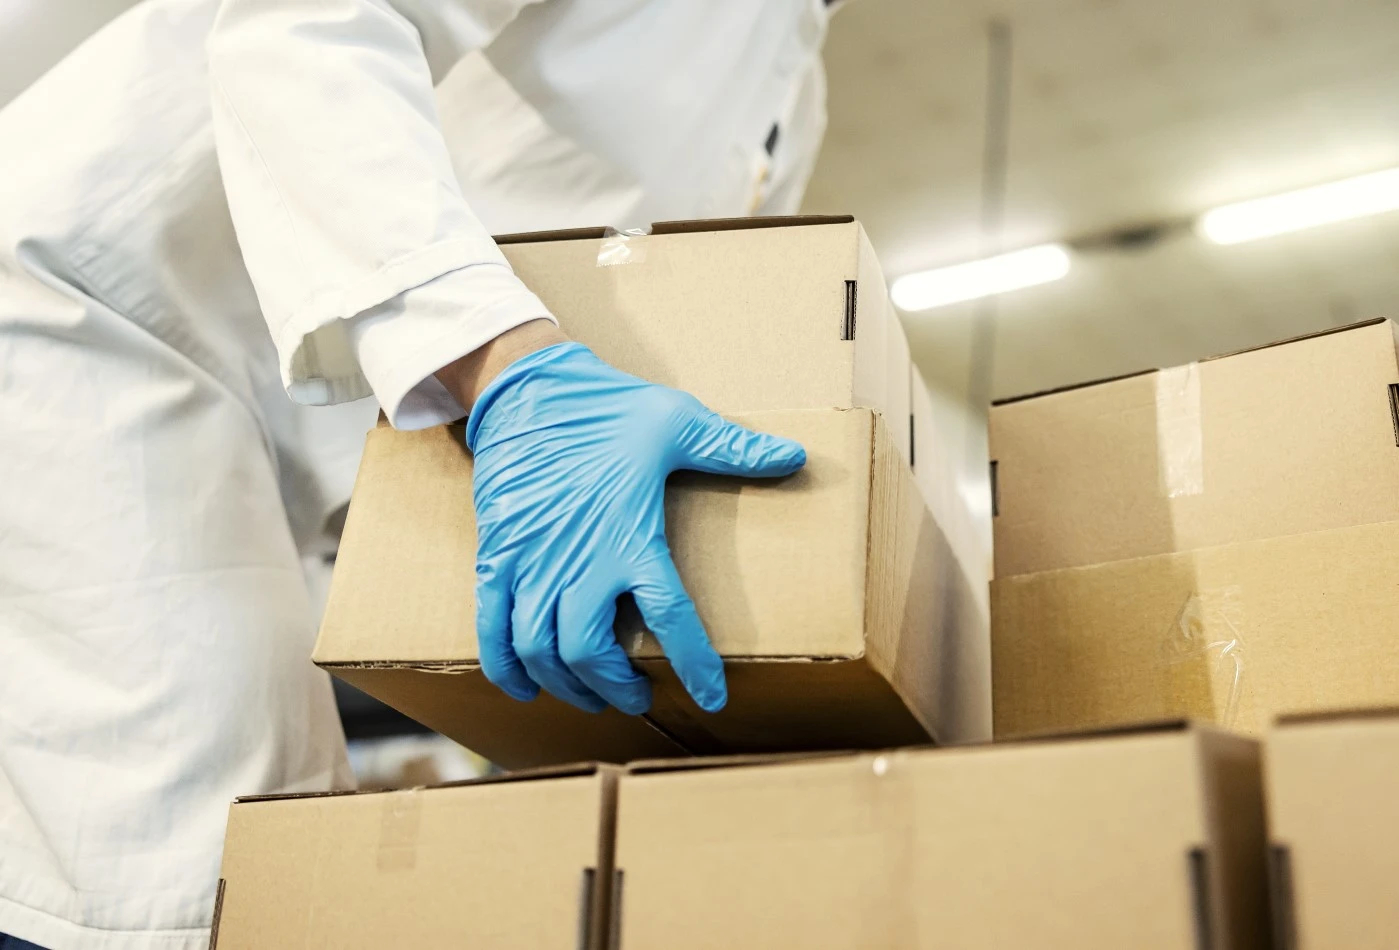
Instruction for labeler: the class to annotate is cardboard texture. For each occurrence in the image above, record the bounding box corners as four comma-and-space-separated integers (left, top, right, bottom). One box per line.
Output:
613, 725, 1269, 949
1264, 710, 1399, 950
211, 767, 619, 949
317, 217, 993, 764
317, 408, 990, 767
990, 319, 1399, 738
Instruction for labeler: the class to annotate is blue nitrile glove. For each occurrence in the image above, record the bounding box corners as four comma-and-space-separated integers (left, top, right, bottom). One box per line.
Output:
465, 342, 806, 716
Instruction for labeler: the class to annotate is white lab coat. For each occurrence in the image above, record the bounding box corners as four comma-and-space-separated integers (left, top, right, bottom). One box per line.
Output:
0, 0, 829, 947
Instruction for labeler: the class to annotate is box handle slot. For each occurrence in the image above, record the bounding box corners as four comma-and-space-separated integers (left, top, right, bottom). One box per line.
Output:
1187, 847, 1215, 950
989, 460, 999, 517
842, 280, 857, 340
607, 869, 626, 950
1388, 383, 1399, 447
577, 867, 597, 950
1268, 844, 1298, 950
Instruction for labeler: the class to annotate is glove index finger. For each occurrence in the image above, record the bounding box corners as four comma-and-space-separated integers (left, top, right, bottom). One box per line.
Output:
676, 407, 806, 479
629, 553, 726, 713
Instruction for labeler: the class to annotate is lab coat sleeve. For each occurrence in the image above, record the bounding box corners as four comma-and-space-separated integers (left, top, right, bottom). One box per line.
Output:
207, 0, 548, 411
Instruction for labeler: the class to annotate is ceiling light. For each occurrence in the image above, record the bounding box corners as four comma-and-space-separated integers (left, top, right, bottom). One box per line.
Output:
891, 244, 1071, 312
1197, 168, 1399, 245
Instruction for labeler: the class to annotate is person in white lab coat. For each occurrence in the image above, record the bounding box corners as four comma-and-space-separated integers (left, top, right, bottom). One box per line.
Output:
0, 1, 837, 947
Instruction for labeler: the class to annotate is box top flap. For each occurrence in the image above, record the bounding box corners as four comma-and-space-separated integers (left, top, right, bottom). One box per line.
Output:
234, 762, 615, 805
626, 750, 850, 776
993, 317, 1392, 407
492, 214, 855, 246
1275, 705, 1399, 728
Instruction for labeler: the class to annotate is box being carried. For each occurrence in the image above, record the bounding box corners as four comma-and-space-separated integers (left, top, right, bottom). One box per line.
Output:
990, 319, 1399, 738
315, 217, 992, 767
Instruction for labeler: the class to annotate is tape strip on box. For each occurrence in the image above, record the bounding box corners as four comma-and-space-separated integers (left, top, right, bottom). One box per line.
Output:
1154, 362, 1204, 498
1160, 586, 1246, 729
596, 226, 650, 267
377, 789, 423, 871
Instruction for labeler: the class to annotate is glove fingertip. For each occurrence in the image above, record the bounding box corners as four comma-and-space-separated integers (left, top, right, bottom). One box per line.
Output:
696, 677, 727, 714
750, 435, 806, 476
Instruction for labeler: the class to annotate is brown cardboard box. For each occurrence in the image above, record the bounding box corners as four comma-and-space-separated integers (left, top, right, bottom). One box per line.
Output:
210, 765, 619, 949
318, 407, 989, 767
990, 319, 1399, 738
1264, 709, 1399, 950
614, 724, 1269, 949
315, 218, 992, 767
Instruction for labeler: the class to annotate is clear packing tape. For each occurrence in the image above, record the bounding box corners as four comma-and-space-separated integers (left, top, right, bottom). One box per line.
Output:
1153, 363, 1242, 728
596, 226, 651, 267
1154, 362, 1204, 498
1160, 588, 1245, 730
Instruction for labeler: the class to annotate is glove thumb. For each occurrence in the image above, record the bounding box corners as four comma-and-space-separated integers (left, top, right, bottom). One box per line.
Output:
674, 406, 807, 478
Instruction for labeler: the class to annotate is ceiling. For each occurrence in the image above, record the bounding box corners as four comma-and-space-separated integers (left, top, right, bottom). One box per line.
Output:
806, 0, 1399, 400
5, 0, 1398, 404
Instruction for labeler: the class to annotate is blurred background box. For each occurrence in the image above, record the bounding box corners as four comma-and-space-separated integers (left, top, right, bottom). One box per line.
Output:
990, 321, 1399, 738
1265, 708, 1399, 950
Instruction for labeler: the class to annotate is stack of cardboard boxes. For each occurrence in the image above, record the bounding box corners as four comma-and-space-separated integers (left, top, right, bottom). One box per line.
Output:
212, 219, 1399, 948
212, 710, 1399, 949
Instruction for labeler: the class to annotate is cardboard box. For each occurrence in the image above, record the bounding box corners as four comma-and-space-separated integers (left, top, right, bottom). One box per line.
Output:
315, 218, 993, 767
1264, 709, 1399, 950
211, 765, 619, 949
318, 407, 988, 767
614, 724, 1269, 949
990, 320, 1399, 738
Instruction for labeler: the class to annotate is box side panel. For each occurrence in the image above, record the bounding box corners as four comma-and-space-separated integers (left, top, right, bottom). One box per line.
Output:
624, 408, 872, 661
992, 520, 1399, 739
314, 425, 477, 663
865, 414, 991, 744
850, 223, 896, 433
989, 370, 1172, 577
327, 666, 686, 769
1174, 319, 1399, 555
911, 363, 993, 591
500, 224, 860, 413
320, 410, 870, 668
1195, 732, 1270, 950
615, 734, 1205, 949
1266, 717, 1399, 950
216, 777, 606, 949
638, 656, 931, 755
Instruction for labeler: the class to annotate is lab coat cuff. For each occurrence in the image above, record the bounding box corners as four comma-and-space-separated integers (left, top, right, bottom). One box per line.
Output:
277, 235, 510, 405
347, 263, 556, 431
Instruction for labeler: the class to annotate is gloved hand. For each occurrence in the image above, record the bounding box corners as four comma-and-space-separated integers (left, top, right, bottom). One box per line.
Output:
466, 342, 806, 715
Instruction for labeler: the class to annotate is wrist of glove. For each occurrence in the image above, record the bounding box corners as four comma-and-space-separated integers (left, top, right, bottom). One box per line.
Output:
466, 342, 806, 716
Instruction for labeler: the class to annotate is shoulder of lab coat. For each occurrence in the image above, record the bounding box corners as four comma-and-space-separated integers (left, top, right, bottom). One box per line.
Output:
207, 0, 546, 409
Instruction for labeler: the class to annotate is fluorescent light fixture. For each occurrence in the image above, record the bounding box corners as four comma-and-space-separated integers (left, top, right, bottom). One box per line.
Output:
891, 244, 1071, 312
1198, 167, 1399, 245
